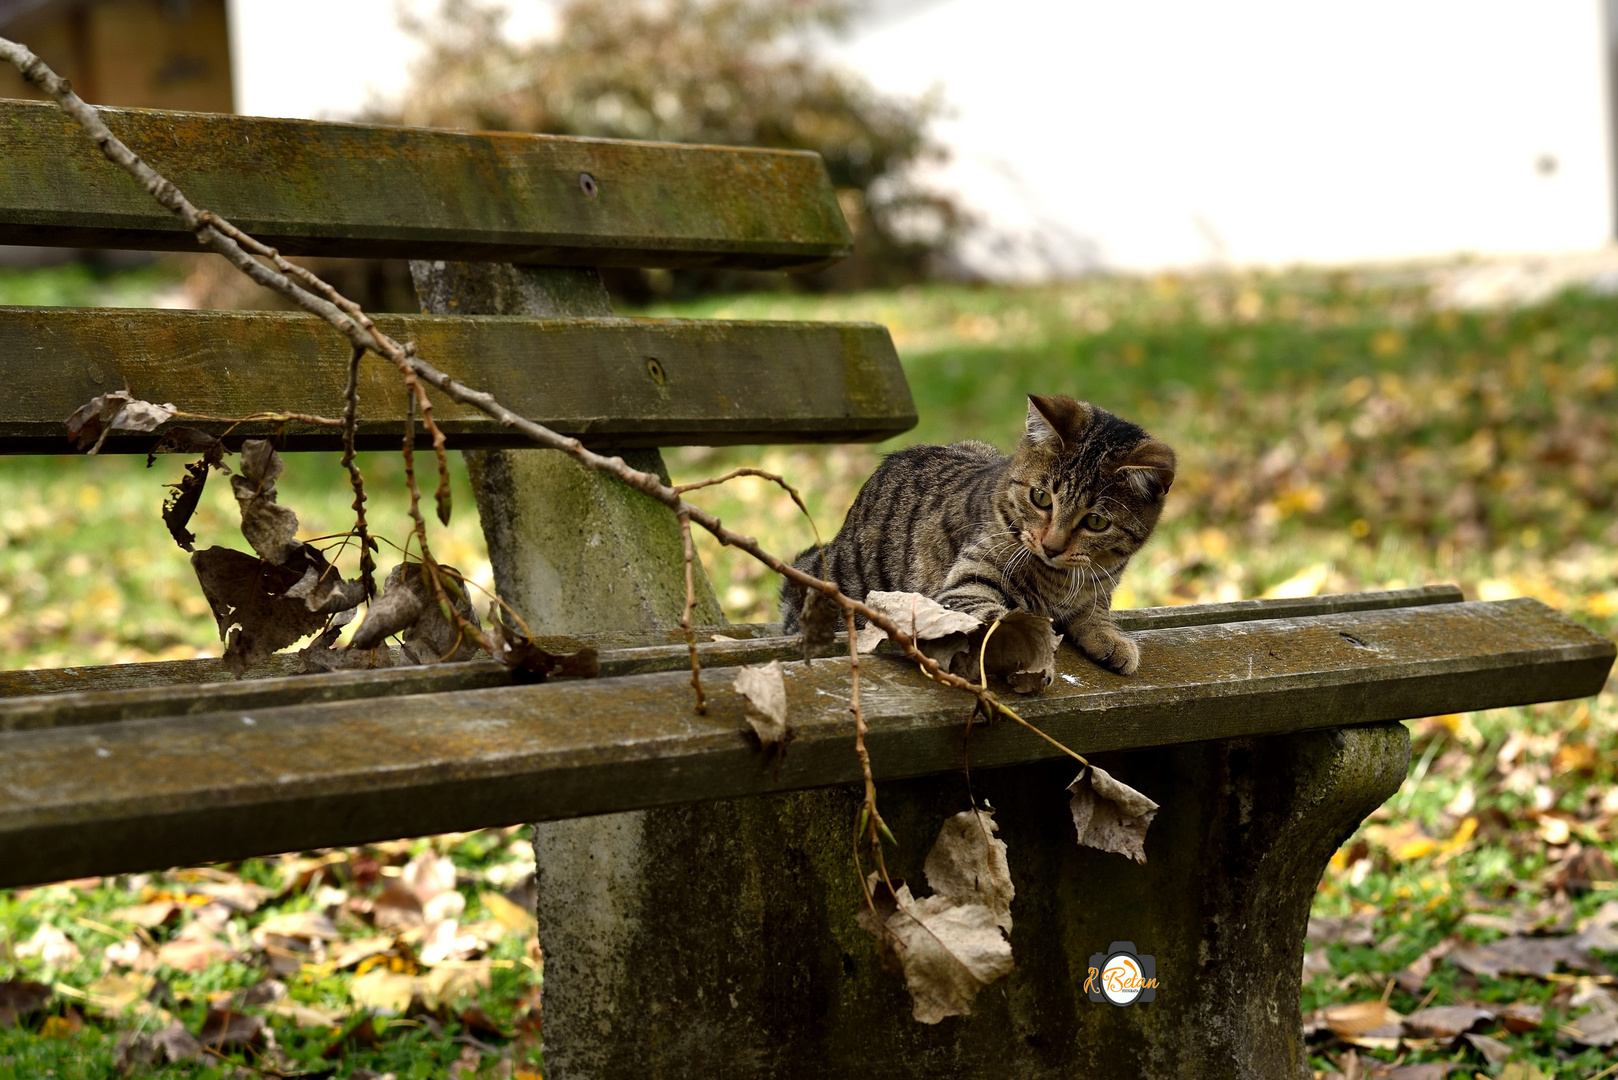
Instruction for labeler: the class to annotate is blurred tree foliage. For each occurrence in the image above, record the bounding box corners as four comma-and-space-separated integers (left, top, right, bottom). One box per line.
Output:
376, 0, 961, 298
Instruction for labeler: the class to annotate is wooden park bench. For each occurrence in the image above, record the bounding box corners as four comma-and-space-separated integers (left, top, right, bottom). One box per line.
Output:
0, 97, 1613, 1079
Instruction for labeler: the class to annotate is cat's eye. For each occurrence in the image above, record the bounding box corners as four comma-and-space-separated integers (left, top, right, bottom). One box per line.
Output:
1029, 486, 1052, 509
1081, 513, 1110, 531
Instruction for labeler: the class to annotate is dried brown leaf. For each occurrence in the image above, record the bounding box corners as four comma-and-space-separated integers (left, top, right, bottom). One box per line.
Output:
733, 660, 790, 748
146, 426, 222, 466
1323, 999, 1404, 1038
923, 808, 1015, 933
1447, 933, 1604, 979
484, 606, 598, 680
349, 570, 426, 651
1068, 765, 1160, 865
1459, 1032, 1513, 1064
855, 591, 980, 664
878, 882, 1014, 1024
352, 563, 481, 662
979, 611, 1060, 693
0, 980, 50, 1029
1499, 1000, 1543, 1033
231, 439, 300, 564
155, 927, 236, 973
161, 459, 210, 552
191, 546, 329, 676
798, 585, 840, 660
197, 1005, 264, 1051
1307, 912, 1377, 947
66, 390, 175, 453
1401, 1004, 1495, 1038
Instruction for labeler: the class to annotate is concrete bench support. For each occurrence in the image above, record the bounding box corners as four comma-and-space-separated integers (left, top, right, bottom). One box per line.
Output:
534, 722, 1409, 1080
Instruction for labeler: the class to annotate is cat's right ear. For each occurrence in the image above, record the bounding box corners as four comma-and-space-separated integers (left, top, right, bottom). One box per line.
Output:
1025, 395, 1089, 449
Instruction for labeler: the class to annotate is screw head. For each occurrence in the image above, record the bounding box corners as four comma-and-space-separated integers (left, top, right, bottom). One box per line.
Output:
579, 172, 599, 197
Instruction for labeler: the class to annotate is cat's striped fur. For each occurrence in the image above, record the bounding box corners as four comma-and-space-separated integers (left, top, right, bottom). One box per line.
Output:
781, 395, 1175, 675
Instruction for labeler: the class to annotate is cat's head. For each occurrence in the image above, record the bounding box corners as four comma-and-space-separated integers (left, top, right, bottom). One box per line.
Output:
999, 394, 1177, 573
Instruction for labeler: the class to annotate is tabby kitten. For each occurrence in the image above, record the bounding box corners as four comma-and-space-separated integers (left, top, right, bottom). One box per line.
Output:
781, 395, 1175, 675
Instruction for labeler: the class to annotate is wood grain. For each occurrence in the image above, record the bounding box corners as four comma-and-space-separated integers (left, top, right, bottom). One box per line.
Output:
0, 100, 852, 268
0, 308, 913, 451
0, 597, 1607, 887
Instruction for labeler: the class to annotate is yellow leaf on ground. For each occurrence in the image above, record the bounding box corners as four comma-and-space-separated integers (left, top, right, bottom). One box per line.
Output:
480, 891, 537, 936
349, 969, 416, 1015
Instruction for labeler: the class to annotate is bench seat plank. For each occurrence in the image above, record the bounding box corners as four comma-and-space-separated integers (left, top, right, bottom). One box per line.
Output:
0, 597, 1608, 887
0, 586, 1467, 730
0, 308, 912, 451
0, 101, 851, 268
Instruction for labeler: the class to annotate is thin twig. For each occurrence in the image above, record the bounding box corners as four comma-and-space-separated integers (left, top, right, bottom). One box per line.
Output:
678, 512, 705, 714
2, 34, 1090, 780
340, 342, 376, 599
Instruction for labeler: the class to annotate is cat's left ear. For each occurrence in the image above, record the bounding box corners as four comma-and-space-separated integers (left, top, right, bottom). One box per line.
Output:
1025, 395, 1091, 449
1116, 439, 1177, 500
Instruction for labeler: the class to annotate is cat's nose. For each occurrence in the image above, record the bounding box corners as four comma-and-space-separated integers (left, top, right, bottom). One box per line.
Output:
1041, 540, 1065, 558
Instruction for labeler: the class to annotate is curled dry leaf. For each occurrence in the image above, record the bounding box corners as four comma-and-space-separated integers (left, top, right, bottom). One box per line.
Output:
797, 584, 841, 661
285, 551, 368, 615
733, 660, 790, 748
192, 547, 329, 676
1068, 765, 1160, 865
1323, 999, 1404, 1039
854, 591, 1060, 694
923, 808, 1015, 933
197, 1005, 265, 1051
66, 390, 176, 453
352, 563, 481, 663
161, 459, 211, 552
232, 439, 300, 564
484, 607, 599, 680
1446, 933, 1603, 979
859, 875, 1014, 1025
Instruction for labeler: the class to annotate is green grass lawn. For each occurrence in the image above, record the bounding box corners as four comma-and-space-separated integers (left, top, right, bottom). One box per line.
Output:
1, 262, 1615, 1076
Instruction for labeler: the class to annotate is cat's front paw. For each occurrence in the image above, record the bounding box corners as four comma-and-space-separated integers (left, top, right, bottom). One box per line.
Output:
1103, 633, 1140, 675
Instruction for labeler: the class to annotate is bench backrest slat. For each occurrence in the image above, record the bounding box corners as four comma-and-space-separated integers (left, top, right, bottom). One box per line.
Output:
0, 307, 913, 452
0, 100, 852, 268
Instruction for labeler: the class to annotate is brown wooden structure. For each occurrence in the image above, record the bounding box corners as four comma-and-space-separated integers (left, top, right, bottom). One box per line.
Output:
0, 97, 1611, 1078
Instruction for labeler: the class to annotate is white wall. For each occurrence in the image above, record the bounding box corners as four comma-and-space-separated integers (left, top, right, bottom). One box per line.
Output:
225, 0, 1617, 278
845, 0, 1615, 276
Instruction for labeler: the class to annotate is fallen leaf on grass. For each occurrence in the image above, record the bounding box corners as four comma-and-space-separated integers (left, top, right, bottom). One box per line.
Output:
1458, 1031, 1512, 1064
1323, 999, 1404, 1038
479, 891, 537, 936
1382, 1065, 1453, 1079
271, 998, 345, 1028
419, 960, 492, 1010
113, 1021, 204, 1070
197, 1004, 264, 1051
156, 930, 237, 974
82, 972, 155, 1018
1447, 934, 1605, 979
419, 920, 482, 966
254, 909, 341, 946
921, 808, 1015, 933
109, 900, 180, 929
1394, 938, 1454, 995
350, 968, 416, 1015
372, 880, 426, 931
1307, 912, 1377, 947
1496, 1064, 1549, 1080
1560, 986, 1618, 1047
15, 923, 81, 968
331, 937, 395, 971
1068, 765, 1159, 864
733, 661, 790, 748
1401, 1004, 1495, 1038
0, 980, 51, 1028
1499, 1000, 1543, 1033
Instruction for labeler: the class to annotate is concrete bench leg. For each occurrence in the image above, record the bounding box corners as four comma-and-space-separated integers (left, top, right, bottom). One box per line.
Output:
533, 722, 1409, 1080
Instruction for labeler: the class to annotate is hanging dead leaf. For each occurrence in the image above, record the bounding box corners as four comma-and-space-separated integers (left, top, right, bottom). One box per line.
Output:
853, 593, 1059, 693
161, 459, 211, 552
229, 439, 300, 564
191, 547, 329, 675
1068, 766, 1159, 865
870, 879, 1014, 1024
923, 808, 1015, 933
798, 585, 840, 660
66, 390, 176, 453
284, 552, 367, 616
351, 563, 481, 663
146, 426, 222, 466
349, 570, 426, 651
733, 661, 790, 748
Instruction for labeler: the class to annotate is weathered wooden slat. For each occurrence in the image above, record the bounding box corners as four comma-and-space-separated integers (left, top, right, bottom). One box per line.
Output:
0, 598, 1608, 887
0, 100, 852, 268
0, 589, 1464, 727
0, 308, 913, 452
